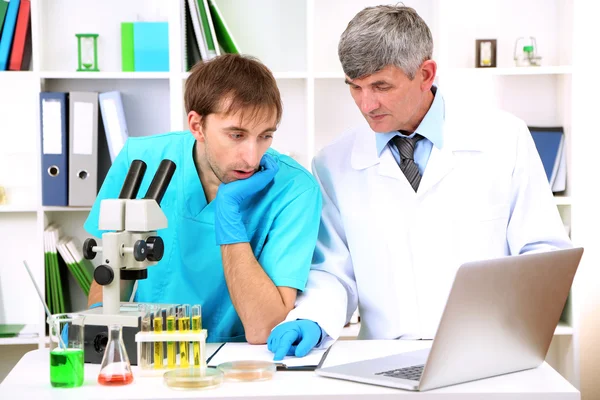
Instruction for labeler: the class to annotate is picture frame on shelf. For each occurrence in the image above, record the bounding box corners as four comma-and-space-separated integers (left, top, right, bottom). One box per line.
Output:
475, 39, 496, 68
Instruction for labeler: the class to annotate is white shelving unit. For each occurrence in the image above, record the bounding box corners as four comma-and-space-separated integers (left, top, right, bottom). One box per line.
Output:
0, 0, 588, 389
39, 71, 172, 80
0, 337, 40, 346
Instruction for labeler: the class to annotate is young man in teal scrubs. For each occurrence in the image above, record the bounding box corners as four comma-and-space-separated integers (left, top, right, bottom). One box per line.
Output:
84, 54, 322, 344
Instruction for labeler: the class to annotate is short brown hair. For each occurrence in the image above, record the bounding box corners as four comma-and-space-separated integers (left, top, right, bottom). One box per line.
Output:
184, 54, 282, 126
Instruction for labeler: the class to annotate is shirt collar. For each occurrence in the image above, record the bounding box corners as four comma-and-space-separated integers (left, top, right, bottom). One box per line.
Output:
375, 84, 445, 156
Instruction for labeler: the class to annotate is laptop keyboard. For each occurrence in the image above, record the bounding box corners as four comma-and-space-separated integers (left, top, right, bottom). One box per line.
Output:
375, 364, 424, 381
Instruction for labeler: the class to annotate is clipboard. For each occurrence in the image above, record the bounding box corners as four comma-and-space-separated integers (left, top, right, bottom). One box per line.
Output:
278, 344, 333, 371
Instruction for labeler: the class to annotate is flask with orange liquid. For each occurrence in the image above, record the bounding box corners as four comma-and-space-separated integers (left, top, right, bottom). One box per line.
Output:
98, 324, 134, 386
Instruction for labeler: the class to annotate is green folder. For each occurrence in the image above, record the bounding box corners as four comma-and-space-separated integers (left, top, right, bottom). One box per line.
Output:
0, 324, 26, 338
59, 238, 93, 296
45, 251, 53, 315
197, 0, 216, 55
208, 0, 239, 54
185, 0, 202, 69
45, 249, 56, 314
51, 247, 64, 314
0, 0, 9, 38
45, 226, 65, 314
121, 22, 135, 72
62, 257, 89, 296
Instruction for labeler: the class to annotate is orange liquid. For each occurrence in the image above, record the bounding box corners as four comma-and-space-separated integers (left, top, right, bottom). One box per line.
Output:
98, 372, 134, 386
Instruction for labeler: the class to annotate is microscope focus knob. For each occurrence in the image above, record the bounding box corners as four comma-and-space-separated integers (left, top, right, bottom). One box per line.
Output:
83, 238, 97, 260
133, 240, 147, 262
94, 265, 114, 286
146, 236, 164, 262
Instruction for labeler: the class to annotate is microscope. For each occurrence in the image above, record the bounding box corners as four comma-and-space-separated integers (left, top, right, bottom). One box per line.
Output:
80, 158, 176, 364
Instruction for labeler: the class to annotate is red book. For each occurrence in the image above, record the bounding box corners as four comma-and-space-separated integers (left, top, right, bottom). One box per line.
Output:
8, 0, 30, 71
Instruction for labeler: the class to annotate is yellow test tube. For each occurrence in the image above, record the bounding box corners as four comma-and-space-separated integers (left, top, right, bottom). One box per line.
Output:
191, 305, 202, 366
153, 307, 164, 369
167, 306, 176, 369
178, 305, 190, 368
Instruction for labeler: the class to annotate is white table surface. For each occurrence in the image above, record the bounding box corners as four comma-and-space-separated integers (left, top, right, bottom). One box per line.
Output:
0, 340, 579, 399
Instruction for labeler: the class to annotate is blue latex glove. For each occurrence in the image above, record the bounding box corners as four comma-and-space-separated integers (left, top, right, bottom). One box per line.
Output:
215, 153, 279, 245
267, 320, 322, 361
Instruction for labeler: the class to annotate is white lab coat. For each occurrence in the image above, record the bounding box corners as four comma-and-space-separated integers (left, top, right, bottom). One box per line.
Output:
285, 102, 572, 341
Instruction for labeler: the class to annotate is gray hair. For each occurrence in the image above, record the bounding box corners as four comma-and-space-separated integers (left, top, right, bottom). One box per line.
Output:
338, 4, 433, 80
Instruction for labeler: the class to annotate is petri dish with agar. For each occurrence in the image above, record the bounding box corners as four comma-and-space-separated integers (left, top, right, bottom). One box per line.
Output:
217, 360, 276, 381
163, 368, 223, 390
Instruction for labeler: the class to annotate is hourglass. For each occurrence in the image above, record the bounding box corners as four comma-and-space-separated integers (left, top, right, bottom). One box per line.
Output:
76, 33, 99, 72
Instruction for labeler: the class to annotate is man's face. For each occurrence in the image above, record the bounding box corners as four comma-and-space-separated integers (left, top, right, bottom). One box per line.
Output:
199, 107, 277, 184
345, 65, 428, 133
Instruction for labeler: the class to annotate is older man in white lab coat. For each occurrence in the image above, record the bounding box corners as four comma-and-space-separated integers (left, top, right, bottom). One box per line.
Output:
267, 5, 572, 359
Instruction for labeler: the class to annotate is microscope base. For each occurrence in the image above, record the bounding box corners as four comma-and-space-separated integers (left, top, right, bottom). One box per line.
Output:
79, 302, 177, 365
80, 303, 142, 365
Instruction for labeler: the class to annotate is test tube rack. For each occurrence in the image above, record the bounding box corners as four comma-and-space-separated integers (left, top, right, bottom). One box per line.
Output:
135, 329, 207, 377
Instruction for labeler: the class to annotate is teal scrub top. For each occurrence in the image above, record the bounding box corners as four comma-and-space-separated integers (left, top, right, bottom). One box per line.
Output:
84, 131, 322, 342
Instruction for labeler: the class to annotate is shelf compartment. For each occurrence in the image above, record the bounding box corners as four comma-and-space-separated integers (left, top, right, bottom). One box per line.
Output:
37, 0, 170, 73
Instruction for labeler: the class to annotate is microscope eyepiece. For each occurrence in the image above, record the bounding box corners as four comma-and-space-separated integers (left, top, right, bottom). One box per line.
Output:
118, 160, 147, 200
143, 159, 176, 206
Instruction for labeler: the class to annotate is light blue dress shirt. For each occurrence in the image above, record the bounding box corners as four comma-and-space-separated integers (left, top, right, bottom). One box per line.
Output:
375, 85, 445, 174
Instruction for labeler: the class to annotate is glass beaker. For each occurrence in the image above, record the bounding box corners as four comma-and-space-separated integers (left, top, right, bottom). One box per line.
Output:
48, 313, 85, 388
98, 324, 134, 386
514, 36, 542, 67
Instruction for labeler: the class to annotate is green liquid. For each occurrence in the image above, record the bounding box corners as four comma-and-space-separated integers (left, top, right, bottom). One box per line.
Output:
50, 348, 84, 388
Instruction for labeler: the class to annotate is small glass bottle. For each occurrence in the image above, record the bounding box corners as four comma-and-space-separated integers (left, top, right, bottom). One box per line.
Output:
98, 324, 134, 386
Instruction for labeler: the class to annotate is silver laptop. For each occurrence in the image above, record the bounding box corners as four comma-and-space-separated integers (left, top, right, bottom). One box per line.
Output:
316, 247, 583, 391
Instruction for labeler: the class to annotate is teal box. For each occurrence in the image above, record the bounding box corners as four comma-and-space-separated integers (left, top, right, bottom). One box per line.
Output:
133, 22, 169, 72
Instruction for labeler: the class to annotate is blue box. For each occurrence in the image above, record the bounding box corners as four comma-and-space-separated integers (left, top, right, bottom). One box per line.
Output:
133, 22, 169, 72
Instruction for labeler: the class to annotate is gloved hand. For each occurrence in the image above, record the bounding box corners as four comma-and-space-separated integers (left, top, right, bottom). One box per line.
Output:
267, 320, 322, 361
215, 153, 279, 245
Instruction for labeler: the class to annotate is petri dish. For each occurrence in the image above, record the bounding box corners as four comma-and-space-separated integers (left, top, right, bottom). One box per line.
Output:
217, 360, 276, 382
163, 368, 223, 390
